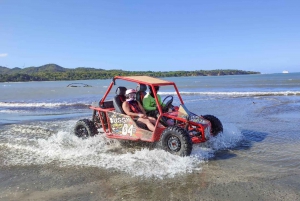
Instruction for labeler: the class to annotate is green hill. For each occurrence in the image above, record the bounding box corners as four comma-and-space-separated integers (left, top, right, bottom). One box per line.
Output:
0, 66, 10, 74
22, 64, 67, 74
0, 63, 260, 82
0, 66, 23, 74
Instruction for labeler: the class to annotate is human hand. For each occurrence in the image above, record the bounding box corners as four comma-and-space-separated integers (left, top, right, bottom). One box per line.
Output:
138, 114, 146, 118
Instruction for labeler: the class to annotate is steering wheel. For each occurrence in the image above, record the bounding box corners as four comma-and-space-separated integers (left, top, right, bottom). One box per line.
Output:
161, 95, 173, 112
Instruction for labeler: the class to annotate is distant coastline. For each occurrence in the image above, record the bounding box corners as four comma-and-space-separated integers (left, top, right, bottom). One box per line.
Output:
0, 63, 260, 82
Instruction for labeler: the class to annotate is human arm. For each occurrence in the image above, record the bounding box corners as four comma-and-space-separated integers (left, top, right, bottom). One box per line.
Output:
137, 101, 147, 116
122, 102, 145, 118
157, 94, 164, 106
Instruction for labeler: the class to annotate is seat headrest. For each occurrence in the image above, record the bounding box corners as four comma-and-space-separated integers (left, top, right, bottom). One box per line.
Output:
116, 86, 127, 95
136, 84, 147, 92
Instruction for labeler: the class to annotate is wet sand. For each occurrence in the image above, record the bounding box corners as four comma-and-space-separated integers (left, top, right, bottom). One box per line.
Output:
1, 156, 299, 201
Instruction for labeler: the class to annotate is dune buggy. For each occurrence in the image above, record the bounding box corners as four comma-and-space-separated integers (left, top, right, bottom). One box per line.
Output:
74, 76, 223, 156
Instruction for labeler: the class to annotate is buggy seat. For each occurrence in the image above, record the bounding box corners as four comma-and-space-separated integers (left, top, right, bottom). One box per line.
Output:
136, 84, 147, 105
113, 86, 127, 113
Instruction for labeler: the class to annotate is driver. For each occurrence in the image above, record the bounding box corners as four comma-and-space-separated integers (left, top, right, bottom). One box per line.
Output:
142, 86, 163, 117
122, 89, 164, 131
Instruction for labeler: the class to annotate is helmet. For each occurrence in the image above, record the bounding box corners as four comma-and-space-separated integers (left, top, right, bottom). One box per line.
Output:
125, 89, 136, 95
125, 89, 136, 101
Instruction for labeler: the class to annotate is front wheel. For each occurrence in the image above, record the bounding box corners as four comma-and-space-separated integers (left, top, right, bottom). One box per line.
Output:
202, 115, 223, 136
158, 126, 192, 156
74, 119, 98, 138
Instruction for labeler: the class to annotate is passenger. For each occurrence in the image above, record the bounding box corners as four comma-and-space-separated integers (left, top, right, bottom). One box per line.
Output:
122, 89, 164, 131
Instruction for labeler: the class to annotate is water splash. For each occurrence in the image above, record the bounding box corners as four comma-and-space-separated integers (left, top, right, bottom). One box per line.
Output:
191, 124, 243, 160
1, 123, 242, 179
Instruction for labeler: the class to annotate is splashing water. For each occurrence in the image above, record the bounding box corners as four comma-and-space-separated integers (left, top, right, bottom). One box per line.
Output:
1, 122, 242, 179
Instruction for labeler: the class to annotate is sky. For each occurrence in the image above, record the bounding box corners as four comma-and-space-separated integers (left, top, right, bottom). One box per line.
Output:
1, 0, 300, 74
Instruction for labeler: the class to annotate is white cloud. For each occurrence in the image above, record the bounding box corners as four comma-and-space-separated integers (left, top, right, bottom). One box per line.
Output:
0, 53, 8, 57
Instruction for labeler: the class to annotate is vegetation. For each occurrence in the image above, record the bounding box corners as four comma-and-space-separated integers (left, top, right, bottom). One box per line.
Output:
0, 64, 260, 82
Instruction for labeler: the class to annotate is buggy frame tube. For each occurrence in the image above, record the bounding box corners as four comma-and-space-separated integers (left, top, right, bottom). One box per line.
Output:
100, 81, 114, 105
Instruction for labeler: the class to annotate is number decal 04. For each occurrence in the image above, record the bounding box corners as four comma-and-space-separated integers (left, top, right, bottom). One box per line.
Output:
122, 124, 134, 136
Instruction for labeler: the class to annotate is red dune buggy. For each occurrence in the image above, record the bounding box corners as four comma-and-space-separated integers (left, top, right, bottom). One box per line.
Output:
74, 76, 223, 156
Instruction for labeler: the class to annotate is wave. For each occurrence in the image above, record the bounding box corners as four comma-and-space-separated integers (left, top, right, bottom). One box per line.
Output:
159, 91, 300, 97
1, 91, 298, 109
0, 109, 30, 113
0, 102, 89, 108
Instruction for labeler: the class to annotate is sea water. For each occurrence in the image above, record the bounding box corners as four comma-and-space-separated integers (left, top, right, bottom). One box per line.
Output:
0, 73, 300, 201
0, 73, 300, 180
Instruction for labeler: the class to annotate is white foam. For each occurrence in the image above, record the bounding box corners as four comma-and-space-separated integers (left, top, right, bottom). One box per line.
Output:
0, 102, 66, 107
2, 123, 242, 179
0, 101, 88, 108
2, 131, 203, 178
207, 124, 243, 150
10, 124, 55, 136
189, 124, 242, 161
0, 109, 29, 113
159, 91, 300, 97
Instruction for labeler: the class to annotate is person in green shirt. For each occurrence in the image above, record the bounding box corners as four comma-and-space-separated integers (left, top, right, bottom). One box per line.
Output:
142, 86, 163, 117
143, 86, 176, 126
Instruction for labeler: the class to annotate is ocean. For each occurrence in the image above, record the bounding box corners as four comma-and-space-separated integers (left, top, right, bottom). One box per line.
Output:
0, 73, 300, 200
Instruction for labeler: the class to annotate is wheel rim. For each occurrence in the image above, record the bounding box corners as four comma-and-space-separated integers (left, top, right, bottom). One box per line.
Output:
76, 126, 88, 138
167, 136, 181, 152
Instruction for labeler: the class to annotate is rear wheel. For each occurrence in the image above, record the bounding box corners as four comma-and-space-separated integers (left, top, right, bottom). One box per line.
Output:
74, 119, 98, 138
158, 126, 192, 156
202, 115, 223, 136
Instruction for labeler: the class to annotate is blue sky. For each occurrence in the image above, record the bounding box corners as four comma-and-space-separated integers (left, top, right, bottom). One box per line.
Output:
1, 0, 299, 73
